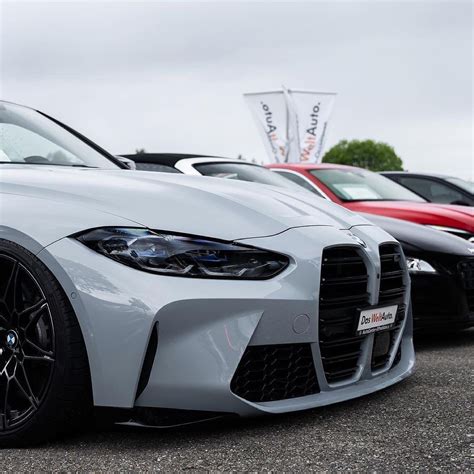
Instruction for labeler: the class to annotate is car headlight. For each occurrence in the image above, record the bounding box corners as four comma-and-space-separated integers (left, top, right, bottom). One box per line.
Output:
76, 227, 289, 279
406, 257, 437, 274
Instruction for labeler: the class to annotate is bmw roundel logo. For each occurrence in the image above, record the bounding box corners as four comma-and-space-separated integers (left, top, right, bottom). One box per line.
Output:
6, 331, 18, 349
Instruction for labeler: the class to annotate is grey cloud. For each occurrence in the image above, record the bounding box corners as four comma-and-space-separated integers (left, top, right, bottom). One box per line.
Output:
1, 1, 472, 178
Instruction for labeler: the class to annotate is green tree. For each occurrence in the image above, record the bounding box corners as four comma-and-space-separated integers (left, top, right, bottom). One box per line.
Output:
322, 139, 403, 172
135, 148, 146, 154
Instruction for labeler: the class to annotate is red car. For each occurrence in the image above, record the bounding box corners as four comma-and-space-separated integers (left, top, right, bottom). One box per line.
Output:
267, 163, 474, 242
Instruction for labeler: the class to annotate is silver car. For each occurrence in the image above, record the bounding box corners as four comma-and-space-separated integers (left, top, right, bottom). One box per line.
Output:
0, 101, 414, 446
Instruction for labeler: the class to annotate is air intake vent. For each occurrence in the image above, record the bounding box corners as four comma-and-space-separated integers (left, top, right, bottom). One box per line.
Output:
319, 247, 369, 383
135, 323, 159, 400
230, 344, 319, 402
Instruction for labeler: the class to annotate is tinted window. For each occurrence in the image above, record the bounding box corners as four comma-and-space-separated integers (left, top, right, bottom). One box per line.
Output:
273, 170, 324, 198
446, 177, 474, 195
399, 177, 466, 204
0, 102, 119, 169
310, 168, 426, 202
135, 162, 180, 173
194, 162, 304, 192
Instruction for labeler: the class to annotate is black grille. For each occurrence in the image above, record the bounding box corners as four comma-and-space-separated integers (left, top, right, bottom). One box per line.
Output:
232, 244, 408, 399
371, 244, 406, 371
458, 259, 474, 312
230, 344, 319, 402
319, 247, 369, 383
379, 244, 406, 304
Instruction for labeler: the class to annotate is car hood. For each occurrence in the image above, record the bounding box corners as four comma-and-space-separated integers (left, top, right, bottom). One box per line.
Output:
0, 166, 371, 241
361, 213, 474, 256
346, 200, 474, 232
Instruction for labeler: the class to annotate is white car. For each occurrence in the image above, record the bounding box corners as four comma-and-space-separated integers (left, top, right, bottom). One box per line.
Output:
0, 102, 414, 446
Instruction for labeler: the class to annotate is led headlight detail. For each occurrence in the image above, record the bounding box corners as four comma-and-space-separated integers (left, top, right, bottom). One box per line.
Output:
406, 257, 437, 274
76, 228, 289, 279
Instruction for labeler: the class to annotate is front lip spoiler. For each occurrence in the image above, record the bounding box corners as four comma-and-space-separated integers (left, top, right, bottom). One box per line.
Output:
117, 359, 415, 425
117, 416, 229, 429
113, 407, 238, 428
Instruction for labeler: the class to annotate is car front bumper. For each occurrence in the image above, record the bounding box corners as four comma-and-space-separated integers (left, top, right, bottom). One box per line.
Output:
410, 258, 474, 331
39, 224, 414, 416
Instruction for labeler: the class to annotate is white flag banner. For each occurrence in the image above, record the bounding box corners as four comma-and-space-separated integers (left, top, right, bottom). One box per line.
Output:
290, 91, 337, 163
282, 86, 301, 164
244, 91, 288, 163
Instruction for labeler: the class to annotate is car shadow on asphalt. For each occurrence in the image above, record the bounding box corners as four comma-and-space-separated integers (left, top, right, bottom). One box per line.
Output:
44, 375, 417, 451
414, 327, 473, 352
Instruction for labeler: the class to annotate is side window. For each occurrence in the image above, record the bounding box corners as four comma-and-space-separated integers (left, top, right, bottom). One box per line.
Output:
273, 171, 324, 198
0, 123, 81, 165
398, 177, 433, 200
135, 163, 180, 173
399, 177, 464, 204
428, 182, 464, 204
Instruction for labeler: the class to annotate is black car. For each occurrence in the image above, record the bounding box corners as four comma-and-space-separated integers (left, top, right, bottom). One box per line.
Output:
381, 172, 474, 206
361, 213, 474, 332
121, 153, 474, 332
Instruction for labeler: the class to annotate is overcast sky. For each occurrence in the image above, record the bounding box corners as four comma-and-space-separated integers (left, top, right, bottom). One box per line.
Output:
1, 0, 472, 178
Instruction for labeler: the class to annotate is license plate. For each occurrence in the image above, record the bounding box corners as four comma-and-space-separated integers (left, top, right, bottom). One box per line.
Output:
356, 305, 398, 335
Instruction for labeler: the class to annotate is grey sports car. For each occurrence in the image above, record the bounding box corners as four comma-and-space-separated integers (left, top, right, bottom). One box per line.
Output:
0, 101, 414, 446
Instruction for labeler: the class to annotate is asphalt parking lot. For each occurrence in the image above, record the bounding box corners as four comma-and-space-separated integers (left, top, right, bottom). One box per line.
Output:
2, 329, 472, 471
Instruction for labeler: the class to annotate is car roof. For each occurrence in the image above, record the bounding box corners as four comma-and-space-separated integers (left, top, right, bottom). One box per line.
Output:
121, 153, 219, 167
121, 153, 261, 167
270, 164, 463, 179
381, 171, 458, 179
268, 163, 359, 171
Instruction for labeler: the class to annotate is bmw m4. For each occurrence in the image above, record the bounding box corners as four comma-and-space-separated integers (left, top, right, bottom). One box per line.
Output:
0, 101, 414, 446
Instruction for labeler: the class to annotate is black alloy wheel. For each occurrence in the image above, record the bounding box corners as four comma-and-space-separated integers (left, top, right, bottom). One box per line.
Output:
0, 254, 56, 431
0, 240, 92, 447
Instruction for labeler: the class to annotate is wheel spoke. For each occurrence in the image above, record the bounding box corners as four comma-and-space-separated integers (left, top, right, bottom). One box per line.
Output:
0, 354, 14, 377
24, 338, 54, 358
23, 301, 48, 331
19, 298, 47, 320
0, 314, 8, 329
23, 354, 55, 364
3, 261, 19, 315
3, 262, 20, 301
2, 261, 18, 300
1, 379, 10, 429
15, 364, 39, 409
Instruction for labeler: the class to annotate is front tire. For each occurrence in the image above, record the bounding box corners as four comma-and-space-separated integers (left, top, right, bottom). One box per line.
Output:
0, 240, 92, 447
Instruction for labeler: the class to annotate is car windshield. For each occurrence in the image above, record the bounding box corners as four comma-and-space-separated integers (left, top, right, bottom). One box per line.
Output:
0, 102, 119, 169
310, 168, 426, 202
446, 177, 474, 194
194, 162, 307, 192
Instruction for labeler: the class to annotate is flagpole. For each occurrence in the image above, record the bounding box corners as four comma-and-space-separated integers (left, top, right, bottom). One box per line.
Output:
283, 85, 290, 163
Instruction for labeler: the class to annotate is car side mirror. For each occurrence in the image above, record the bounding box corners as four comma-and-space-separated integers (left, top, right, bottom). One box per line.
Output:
116, 156, 137, 170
